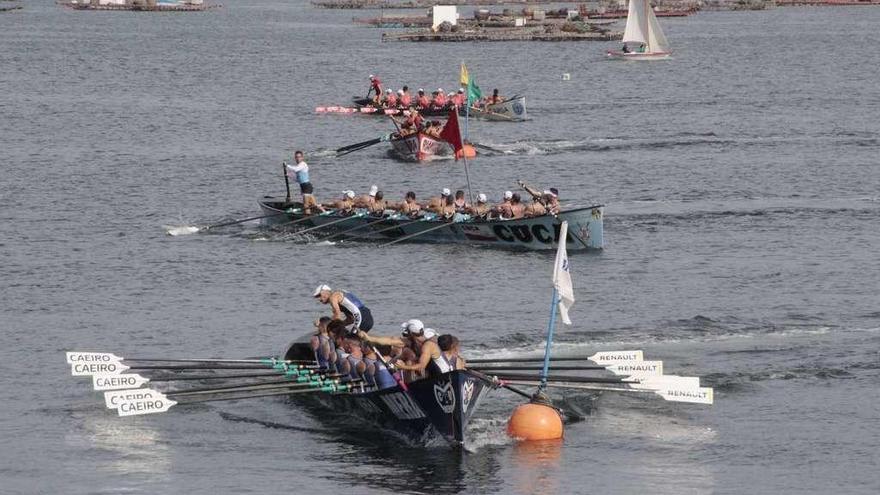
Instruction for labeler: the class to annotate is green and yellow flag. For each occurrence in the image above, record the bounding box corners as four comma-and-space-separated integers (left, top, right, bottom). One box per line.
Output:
460, 63, 482, 104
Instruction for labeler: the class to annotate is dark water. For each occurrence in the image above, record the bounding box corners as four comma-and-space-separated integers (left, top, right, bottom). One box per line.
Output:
2, 2, 880, 493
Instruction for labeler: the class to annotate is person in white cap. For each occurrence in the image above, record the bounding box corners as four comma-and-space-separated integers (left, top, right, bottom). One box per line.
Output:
431, 88, 447, 110
494, 190, 514, 218
314, 284, 374, 334
384, 88, 398, 108
367, 74, 382, 103
467, 193, 490, 217
425, 187, 452, 213
326, 190, 356, 213
358, 319, 445, 379
353, 185, 380, 210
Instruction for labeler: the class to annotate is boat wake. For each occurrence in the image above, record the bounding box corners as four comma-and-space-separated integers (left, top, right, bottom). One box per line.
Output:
217, 411, 330, 434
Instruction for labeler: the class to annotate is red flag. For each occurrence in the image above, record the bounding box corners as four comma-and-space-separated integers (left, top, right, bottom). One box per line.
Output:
439, 109, 464, 160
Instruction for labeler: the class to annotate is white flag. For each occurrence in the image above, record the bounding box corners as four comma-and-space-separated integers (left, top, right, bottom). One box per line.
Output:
553, 221, 575, 325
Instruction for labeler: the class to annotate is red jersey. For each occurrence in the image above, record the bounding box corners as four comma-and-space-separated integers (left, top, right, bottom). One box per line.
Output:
417, 95, 430, 109
400, 93, 412, 107
385, 94, 398, 107
433, 94, 447, 108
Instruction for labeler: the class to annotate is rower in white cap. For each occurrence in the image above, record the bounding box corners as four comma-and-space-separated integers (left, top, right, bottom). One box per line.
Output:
494, 190, 514, 219
467, 193, 491, 217
327, 190, 356, 213
358, 319, 444, 379
314, 284, 374, 334
426, 187, 452, 213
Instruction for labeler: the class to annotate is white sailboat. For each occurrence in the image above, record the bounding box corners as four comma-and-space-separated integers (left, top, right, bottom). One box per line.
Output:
607, 0, 672, 60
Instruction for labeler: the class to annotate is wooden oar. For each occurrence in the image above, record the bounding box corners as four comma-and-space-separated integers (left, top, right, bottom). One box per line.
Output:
317, 215, 390, 241
488, 373, 625, 385
379, 218, 454, 247
271, 209, 337, 230
293, 212, 365, 236
166, 212, 287, 236
348, 216, 425, 238
472, 365, 606, 372
335, 134, 390, 157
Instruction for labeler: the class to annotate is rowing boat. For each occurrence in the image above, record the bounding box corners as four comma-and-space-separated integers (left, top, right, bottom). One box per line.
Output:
258, 198, 605, 250
346, 95, 528, 121
389, 131, 452, 161
281, 340, 492, 446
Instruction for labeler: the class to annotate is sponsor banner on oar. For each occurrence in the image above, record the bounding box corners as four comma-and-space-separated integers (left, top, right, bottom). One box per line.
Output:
105, 389, 163, 409
629, 375, 700, 389
92, 373, 150, 391
71, 361, 129, 376
605, 360, 663, 377
66, 352, 122, 365
653, 386, 714, 405
117, 396, 177, 417
588, 350, 644, 365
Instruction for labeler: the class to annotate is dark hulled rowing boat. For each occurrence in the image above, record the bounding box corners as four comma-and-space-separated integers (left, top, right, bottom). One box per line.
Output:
282, 340, 493, 445
258, 198, 605, 250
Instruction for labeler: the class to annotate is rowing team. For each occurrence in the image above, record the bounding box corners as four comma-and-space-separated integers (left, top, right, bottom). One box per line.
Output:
310, 285, 466, 391
368, 75, 505, 110
285, 150, 560, 219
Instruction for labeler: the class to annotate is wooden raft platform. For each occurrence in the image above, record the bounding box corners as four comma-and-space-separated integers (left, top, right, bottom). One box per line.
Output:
382, 27, 621, 42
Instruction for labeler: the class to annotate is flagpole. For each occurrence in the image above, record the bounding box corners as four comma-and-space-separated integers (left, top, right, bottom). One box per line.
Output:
539, 288, 560, 391
462, 62, 474, 206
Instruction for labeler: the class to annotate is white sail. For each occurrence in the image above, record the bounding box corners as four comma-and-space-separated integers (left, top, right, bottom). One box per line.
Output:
645, 4, 670, 52
621, 0, 647, 44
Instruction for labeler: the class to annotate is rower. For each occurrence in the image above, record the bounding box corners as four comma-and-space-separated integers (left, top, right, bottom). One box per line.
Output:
353, 185, 379, 209
310, 316, 335, 370
369, 191, 386, 214
545, 188, 560, 215
362, 344, 397, 389
432, 88, 447, 109
384, 88, 398, 108
467, 193, 490, 218
494, 190, 514, 218
489, 88, 503, 105
436, 334, 466, 371
286, 151, 325, 215
313, 284, 374, 334
329, 190, 356, 214
426, 188, 451, 212
416, 89, 430, 110
344, 336, 367, 381
403, 107, 424, 132
368, 74, 382, 103
523, 197, 547, 218
358, 319, 442, 379
397, 191, 421, 218
329, 320, 350, 375
453, 190, 468, 213
437, 195, 455, 219
509, 193, 525, 219
452, 88, 466, 108
399, 86, 412, 107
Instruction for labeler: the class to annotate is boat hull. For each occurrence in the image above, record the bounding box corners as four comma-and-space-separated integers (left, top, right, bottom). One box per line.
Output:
389, 132, 451, 161
607, 50, 672, 60
283, 342, 492, 446
351, 96, 528, 122
258, 199, 605, 250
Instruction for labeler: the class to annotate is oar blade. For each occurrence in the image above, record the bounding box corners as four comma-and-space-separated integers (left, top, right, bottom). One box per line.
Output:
117, 397, 178, 417
165, 226, 201, 236
92, 373, 150, 391
653, 386, 714, 405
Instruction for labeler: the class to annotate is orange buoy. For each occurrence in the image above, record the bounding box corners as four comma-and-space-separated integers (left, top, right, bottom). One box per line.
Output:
456, 144, 477, 159
507, 402, 564, 441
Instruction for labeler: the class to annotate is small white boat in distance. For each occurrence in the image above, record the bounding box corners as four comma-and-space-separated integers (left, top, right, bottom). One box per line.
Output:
607, 0, 672, 60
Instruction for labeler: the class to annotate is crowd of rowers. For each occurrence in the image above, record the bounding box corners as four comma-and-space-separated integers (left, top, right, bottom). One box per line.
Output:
367, 74, 506, 111
309, 284, 465, 391
306, 185, 560, 221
